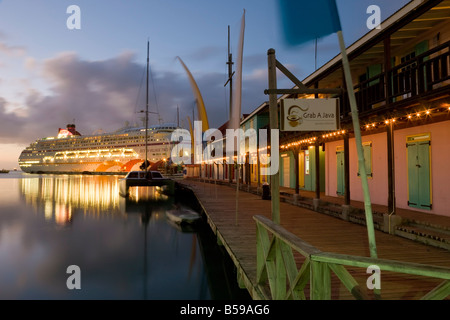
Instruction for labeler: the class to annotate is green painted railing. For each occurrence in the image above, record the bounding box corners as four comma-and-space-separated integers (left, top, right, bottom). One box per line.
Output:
254, 215, 450, 300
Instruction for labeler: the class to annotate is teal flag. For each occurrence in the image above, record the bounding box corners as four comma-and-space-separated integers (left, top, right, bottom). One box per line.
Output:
278, 0, 342, 46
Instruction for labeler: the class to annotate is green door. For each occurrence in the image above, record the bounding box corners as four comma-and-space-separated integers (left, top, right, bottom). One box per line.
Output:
336, 148, 345, 196
407, 139, 431, 210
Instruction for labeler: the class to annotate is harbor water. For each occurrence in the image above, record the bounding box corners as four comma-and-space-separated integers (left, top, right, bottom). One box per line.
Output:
0, 171, 250, 300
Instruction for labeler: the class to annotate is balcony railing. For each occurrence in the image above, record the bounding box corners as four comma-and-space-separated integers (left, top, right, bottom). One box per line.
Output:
339, 40, 450, 118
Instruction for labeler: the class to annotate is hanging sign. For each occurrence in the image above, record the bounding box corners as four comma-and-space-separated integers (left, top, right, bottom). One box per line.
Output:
281, 98, 340, 131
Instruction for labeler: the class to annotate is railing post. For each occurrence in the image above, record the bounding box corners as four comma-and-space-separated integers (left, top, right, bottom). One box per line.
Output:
274, 238, 286, 300
417, 57, 424, 95
256, 221, 268, 285
310, 260, 331, 300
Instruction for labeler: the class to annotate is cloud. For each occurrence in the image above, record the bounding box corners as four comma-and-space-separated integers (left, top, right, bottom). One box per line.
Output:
186, 45, 224, 62
0, 53, 248, 144
0, 49, 271, 147
0, 42, 26, 56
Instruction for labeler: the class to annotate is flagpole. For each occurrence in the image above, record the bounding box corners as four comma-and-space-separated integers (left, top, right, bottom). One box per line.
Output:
337, 30, 378, 259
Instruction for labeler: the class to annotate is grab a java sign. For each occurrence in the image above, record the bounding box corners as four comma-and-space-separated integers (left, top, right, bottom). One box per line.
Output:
281, 98, 339, 131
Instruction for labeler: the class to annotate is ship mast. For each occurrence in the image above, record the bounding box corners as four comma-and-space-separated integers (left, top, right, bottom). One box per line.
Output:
224, 26, 234, 183
145, 40, 149, 172
224, 25, 234, 119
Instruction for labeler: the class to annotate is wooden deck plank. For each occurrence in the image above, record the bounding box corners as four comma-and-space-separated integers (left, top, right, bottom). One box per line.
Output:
180, 180, 450, 300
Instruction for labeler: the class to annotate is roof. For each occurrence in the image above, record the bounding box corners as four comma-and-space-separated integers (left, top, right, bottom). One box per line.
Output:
304, 0, 450, 88
240, 0, 450, 125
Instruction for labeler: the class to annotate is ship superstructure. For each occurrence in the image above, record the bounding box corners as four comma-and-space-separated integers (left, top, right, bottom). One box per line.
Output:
18, 123, 179, 173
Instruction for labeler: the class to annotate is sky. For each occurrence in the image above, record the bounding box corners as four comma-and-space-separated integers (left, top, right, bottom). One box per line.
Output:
0, 0, 410, 169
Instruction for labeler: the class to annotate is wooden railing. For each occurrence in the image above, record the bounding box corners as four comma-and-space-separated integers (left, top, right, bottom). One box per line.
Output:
339, 40, 450, 118
254, 215, 450, 300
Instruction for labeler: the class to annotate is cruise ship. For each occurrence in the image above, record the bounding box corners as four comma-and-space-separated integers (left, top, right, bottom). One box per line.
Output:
18, 123, 180, 174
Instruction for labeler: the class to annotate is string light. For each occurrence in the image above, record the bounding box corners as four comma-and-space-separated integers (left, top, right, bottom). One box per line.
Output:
276, 104, 448, 150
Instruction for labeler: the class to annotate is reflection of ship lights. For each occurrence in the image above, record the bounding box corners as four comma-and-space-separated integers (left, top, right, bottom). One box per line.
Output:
55, 203, 72, 225
19, 175, 122, 224
128, 186, 169, 202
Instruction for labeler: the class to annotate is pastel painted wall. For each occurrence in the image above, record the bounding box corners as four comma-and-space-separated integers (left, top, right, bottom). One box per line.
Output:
394, 120, 450, 217
325, 132, 388, 205
325, 120, 450, 217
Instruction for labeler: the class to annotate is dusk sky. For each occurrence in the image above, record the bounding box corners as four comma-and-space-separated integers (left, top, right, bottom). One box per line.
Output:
0, 0, 410, 169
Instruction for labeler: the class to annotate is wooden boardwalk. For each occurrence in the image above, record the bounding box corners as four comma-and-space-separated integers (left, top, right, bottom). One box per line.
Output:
179, 179, 450, 300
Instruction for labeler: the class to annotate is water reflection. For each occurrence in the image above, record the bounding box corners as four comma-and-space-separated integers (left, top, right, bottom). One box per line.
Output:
19, 175, 124, 226
0, 173, 249, 300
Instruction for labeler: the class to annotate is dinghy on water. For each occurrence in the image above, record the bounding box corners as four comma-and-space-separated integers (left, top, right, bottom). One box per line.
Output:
166, 206, 201, 225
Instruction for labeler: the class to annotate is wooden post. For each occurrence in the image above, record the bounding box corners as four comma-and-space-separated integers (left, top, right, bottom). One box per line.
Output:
344, 132, 350, 205
384, 37, 392, 105
315, 140, 321, 200
310, 261, 331, 300
257, 148, 261, 190
294, 147, 299, 195
268, 49, 281, 224
274, 238, 287, 299
387, 121, 395, 214
314, 82, 320, 200
337, 30, 378, 259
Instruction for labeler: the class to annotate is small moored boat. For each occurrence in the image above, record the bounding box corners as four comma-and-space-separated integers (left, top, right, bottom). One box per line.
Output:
166, 207, 201, 225
118, 170, 175, 197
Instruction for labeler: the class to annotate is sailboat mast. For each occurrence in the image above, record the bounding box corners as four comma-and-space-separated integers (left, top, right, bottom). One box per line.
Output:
145, 40, 149, 172
226, 25, 233, 120
224, 25, 234, 183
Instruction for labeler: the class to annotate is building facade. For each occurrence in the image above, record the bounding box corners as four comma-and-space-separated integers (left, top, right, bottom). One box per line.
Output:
200, 0, 450, 218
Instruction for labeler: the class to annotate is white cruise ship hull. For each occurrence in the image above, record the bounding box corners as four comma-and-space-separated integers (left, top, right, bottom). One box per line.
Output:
18, 123, 180, 174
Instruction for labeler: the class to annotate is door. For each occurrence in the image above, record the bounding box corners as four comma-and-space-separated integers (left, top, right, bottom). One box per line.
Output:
336, 147, 345, 196
407, 135, 431, 210
282, 156, 290, 188
299, 151, 305, 189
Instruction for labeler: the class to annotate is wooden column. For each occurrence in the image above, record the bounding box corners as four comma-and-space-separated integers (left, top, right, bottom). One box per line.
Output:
294, 147, 300, 195
257, 149, 261, 189
384, 36, 392, 105
314, 82, 320, 199
387, 122, 396, 214
267, 49, 281, 224
344, 133, 350, 205
315, 140, 321, 199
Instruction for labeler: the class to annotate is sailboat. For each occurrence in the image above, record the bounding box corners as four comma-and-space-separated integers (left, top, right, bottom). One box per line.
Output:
118, 41, 176, 198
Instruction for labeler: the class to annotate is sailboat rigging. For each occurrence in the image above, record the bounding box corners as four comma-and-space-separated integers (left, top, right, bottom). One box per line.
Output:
145, 40, 149, 172
140, 40, 162, 172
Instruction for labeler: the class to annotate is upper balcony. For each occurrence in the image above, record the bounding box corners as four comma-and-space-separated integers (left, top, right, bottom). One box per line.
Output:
339, 40, 450, 119
296, 0, 450, 124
